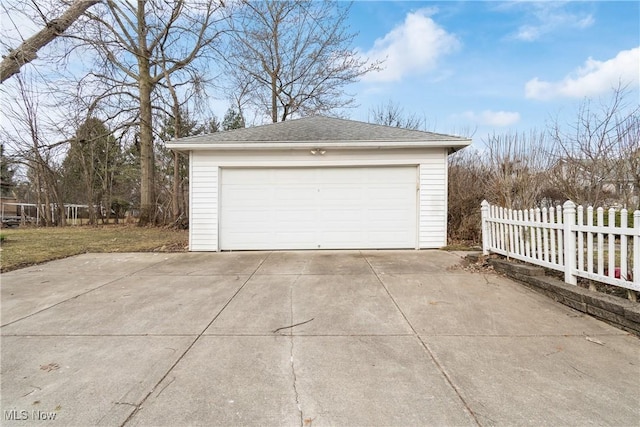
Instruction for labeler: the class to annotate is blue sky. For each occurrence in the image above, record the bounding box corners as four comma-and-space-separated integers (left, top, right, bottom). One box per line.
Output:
343, 1, 639, 142
1, 1, 637, 148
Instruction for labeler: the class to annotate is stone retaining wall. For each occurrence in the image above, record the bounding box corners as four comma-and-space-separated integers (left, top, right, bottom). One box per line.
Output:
468, 255, 640, 336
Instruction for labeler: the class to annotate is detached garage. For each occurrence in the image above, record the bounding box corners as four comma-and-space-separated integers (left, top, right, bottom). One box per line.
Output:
167, 116, 471, 251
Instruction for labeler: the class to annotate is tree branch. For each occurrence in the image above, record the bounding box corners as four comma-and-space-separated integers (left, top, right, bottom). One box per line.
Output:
0, 0, 100, 84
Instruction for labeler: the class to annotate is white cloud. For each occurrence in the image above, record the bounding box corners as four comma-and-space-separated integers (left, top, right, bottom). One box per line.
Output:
525, 47, 640, 100
461, 110, 521, 127
362, 8, 460, 83
506, 2, 595, 42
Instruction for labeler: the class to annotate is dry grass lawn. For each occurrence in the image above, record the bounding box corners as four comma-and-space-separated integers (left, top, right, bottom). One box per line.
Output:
0, 225, 188, 272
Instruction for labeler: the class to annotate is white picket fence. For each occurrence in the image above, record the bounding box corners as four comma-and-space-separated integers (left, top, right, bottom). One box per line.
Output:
481, 200, 640, 294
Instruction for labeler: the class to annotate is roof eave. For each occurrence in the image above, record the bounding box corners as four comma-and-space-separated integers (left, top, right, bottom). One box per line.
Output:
166, 139, 472, 151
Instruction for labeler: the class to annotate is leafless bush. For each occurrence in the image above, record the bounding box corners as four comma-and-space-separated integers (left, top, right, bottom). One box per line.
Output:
447, 148, 489, 243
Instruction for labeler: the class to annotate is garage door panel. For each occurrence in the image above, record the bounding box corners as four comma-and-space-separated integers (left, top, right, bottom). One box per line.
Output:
319, 187, 365, 201
224, 188, 272, 205
220, 167, 417, 250
318, 208, 363, 221
321, 169, 364, 183
274, 231, 317, 242
321, 231, 365, 243
368, 209, 413, 222
366, 185, 414, 198
222, 209, 272, 223
275, 210, 316, 222
274, 186, 316, 201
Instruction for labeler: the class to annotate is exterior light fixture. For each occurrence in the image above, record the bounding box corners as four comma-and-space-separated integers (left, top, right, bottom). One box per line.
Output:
310, 148, 326, 155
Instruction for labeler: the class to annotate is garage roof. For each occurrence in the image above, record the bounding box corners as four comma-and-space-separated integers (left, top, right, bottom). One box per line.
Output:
167, 116, 471, 151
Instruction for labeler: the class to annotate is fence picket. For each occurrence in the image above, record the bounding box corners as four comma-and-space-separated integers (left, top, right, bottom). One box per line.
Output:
530, 208, 536, 259
620, 209, 628, 281
557, 205, 564, 266
524, 209, 530, 257
490, 205, 497, 250
509, 209, 515, 255
597, 207, 604, 277
515, 209, 520, 256
542, 207, 549, 262
500, 207, 505, 251
634, 211, 640, 291
535, 208, 542, 262
577, 205, 584, 271
608, 208, 616, 279
587, 206, 594, 274
549, 207, 556, 263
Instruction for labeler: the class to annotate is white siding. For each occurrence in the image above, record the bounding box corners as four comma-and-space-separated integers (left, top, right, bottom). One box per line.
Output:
419, 151, 448, 248
187, 148, 445, 166
189, 154, 218, 251
187, 147, 449, 251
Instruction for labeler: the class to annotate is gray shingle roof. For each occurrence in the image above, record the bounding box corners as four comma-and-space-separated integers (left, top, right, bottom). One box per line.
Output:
170, 116, 469, 144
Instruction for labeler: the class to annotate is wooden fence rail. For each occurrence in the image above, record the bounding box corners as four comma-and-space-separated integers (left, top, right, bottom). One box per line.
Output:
481, 200, 640, 297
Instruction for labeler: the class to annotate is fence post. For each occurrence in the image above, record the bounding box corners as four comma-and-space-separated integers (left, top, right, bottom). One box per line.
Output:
563, 200, 577, 285
481, 200, 490, 255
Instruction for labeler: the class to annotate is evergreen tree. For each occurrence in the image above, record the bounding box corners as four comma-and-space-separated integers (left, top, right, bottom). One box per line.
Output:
0, 144, 16, 198
222, 108, 245, 131
62, 118, 121, 223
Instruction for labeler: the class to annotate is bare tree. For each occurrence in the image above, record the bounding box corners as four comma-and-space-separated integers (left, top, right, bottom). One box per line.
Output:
611, 112, 640, 210
225, 0, 380, 123
484, 130, 550, 210
548, 85, 638, 207
368, 100, 425, 130
0, 0, 99, 84
618, 110, 640, 210
79, 0, 227, 225
0, 73, 66, 225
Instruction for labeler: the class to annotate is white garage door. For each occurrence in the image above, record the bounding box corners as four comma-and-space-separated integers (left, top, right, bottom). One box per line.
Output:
219, 166, 417, 250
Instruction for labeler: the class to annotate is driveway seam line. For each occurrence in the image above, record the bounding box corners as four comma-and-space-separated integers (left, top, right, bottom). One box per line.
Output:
0, 262, 161, 328
126, 254, 186, 275
1, 254, 179, 328
288, 274, 304, 427
119, 251, 274, 427
361, 251, 482, 427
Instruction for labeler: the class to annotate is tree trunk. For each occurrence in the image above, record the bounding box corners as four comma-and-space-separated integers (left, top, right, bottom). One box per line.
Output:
51, 184, 66, 227
41, 166, 53, 226
136, 1, 155, 226
34, 165, 46, 226
138, 74, 155, 225
172, 152, 180, 222
161, 56, 182, 224
181, 178, 188, 222
0, 0, 100, 84
169, 90, 181, 223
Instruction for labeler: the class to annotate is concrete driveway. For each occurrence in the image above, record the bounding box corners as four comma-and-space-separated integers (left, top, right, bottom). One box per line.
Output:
1, 250, 638, 426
